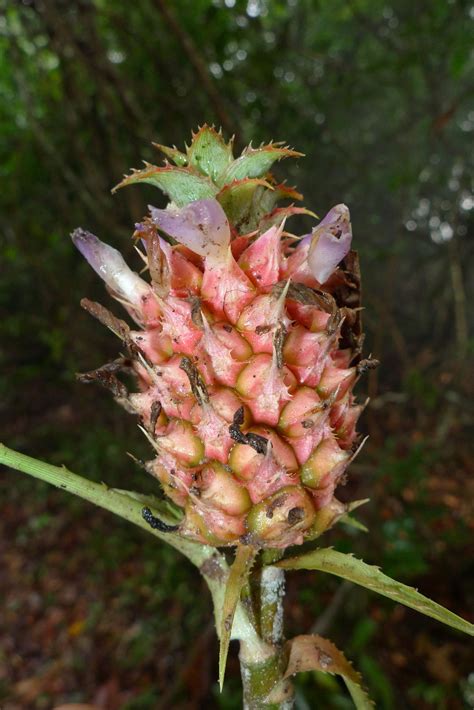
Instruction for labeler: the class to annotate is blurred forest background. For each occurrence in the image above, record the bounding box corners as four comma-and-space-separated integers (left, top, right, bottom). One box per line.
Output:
1, 0, 473, 708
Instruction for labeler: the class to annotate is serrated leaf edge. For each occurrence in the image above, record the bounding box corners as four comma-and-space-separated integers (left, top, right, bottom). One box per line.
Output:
277, 548, 474, 636
219, 545, 258, 691
281, 634, 374, 709
152, 143, 188, 167
217, 177, 274, 197
111, 163, 217, 194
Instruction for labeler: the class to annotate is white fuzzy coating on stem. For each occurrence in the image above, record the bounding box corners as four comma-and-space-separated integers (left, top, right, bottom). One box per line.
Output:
261, 566, 285, 644
234, 608, 275, 661
239, 634, 275, 665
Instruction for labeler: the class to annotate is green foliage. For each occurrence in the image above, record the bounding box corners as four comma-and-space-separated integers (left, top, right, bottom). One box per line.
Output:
114, 165, 218, 205
278, 548, 474, 636
357, 656, 394, 710
219, 145, 302, 184
187, 125, 233, 181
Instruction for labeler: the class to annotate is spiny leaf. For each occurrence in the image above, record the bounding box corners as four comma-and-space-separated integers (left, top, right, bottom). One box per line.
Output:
346, 498, 370, 513
256, 182, 304, 217
271, 183, 304, 202
152, 142, 188, 167
339, 513, 368, 533
259, 205, 316, 231
283, 635, 374, 709
220, 144, 304, 185
277, 548, 474, 636
187, 125, 234, 182
0, 444, 214, 567
80, 298, 131, 341
219, 545, 258, 691
239, 180, 305, 232
112, 165, 218, 206
345, 678, 377, 710
340, 499, 370, 533
217, 178, 272, 231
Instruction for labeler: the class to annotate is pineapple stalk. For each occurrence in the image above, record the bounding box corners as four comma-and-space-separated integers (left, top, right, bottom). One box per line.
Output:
240, 646, 293, 710
239, 565, 294, 709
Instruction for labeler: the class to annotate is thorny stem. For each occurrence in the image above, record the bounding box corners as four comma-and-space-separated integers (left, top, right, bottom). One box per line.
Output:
0, 444, 245, 621
239, 565, 294, 709
0, 444, 210, 563
0, 444, 240, 623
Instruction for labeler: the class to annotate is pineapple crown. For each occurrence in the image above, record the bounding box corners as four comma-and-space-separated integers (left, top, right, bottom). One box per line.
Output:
73, 127, 357, 356
113, 124, 315, 235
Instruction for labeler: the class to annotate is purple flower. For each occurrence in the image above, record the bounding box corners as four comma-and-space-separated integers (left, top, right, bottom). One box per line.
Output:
307, 204, 352, 283
71, 228, 152, 306
149, 199, 230, 263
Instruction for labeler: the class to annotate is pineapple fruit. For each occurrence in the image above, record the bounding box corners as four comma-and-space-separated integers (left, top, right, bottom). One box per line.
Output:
72, 126, 367, 549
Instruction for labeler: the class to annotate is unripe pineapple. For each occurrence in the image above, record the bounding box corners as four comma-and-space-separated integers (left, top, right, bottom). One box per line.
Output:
73, 126, 368, 549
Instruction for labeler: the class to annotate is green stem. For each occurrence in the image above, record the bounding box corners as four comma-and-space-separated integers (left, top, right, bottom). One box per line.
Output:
239, 650, 293, 710
239, 566, 294, 709
259, 566, 285, 646
0, 443, 207, 564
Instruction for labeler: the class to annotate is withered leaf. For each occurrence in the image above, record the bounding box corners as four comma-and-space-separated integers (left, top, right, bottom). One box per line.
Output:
80, 298, 131, 341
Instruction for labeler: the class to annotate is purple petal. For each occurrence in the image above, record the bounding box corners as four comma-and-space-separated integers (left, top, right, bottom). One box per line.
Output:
149, 199, 230, 261
307, 204, 352, 283
71, 228, 152, 305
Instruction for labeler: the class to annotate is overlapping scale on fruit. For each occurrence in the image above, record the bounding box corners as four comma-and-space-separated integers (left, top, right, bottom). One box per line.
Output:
74, 128, 365, 549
